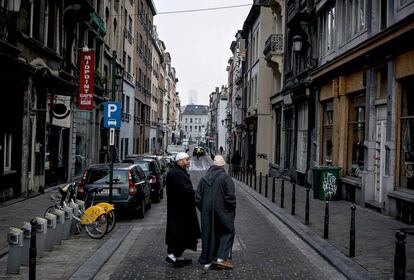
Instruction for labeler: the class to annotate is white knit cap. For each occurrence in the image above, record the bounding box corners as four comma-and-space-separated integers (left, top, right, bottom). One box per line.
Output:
213, 155, 226, 167
175, 152, 190, 162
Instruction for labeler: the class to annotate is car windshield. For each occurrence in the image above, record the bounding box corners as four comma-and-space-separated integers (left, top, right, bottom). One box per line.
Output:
136, 161, 151, 171
85, 169, 128, 184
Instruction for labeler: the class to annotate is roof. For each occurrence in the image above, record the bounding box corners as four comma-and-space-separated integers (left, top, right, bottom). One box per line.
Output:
182, 105, 209, 116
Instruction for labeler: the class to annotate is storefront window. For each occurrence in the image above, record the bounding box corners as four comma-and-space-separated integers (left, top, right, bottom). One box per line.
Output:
75, 111, 92, 177
348, 94, 365, 177
400, 80, 414, 190
322, 101, 333, 165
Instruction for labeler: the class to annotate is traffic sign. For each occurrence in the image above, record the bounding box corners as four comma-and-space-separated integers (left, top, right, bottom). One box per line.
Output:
104, 102, 121, 129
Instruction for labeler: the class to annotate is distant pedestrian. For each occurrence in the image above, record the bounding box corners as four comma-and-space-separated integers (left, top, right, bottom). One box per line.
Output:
165, 152, 201, 267
196, 155, 236, 269
220, 146, 224, 155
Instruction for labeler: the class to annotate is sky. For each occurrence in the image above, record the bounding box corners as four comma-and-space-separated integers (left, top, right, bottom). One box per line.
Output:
152, 1, 252, 106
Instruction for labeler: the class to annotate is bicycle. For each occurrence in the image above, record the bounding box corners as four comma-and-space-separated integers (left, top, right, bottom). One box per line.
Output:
45, 183, 109, 239
67, 182, 117, 234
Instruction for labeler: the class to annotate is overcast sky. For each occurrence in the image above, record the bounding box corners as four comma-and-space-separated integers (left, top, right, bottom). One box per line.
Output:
153, 1, 251, 106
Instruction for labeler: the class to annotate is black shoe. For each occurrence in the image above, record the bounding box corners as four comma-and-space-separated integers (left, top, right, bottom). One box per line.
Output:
165, 256, 184, 267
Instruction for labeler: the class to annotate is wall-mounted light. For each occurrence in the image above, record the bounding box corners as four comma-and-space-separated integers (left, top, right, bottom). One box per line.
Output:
292, 35, 303, 52
234, 95, 242, 108
7, 0, 21, 12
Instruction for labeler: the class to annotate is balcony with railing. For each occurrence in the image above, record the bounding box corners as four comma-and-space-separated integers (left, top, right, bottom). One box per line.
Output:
124, 28, 133, 44
122, 112, 131, 122
264, 34, 284, 72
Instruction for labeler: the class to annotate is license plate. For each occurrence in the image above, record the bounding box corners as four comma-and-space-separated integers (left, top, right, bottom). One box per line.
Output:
100, 189, 119, 195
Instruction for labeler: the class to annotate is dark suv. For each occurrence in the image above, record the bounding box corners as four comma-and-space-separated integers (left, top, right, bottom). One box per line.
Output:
123, 155, 165, 203
77, 163, 151, 218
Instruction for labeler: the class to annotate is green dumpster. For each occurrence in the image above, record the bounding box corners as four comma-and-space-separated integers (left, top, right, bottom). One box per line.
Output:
311, 166, 341, 200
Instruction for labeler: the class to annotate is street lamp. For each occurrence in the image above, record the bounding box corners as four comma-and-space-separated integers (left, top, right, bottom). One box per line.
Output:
292, 35, 303, 52
7, 0, 21, 12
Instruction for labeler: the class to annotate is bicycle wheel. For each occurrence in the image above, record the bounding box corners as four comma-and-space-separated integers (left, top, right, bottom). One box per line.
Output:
84, 214, 108, 239
106, 210, 117, 233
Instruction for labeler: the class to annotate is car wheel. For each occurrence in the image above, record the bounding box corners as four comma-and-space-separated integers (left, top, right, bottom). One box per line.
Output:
137, 199, 145, 219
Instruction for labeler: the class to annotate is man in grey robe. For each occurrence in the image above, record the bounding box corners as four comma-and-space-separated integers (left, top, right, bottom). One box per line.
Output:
196, 155, 236, 269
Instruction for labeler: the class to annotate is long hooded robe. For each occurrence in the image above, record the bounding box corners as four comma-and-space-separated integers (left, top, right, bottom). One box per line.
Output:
196, 165, 236, 265
165, 162, 201, 252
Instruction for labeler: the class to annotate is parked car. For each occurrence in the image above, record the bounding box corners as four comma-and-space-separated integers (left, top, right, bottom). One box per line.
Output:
76, 163, 151, 218
123, 155, 165, 203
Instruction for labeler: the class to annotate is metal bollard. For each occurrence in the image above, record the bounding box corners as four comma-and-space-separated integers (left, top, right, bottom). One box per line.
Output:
265, 175, 268, 198
349, 205, 356, 257
305, 188, 310, 225
6, 227, 24, 274
44, 213, 56, 251
254, 171, 257, 190
34, 217, 47, 257
29, 219, 38, 280
259, 172, 262, 194
324, 201, 329, 239
250, 169, 253, 188
394, 230, 407, 280
291, 183, 296, 215
281, 179, 285, 208
53, 209, 65, 245
272, 177, 275, 202
21, 222, 31, 266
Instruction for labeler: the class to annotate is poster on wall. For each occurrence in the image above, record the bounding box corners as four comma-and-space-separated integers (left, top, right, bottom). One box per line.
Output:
78, 49, 95, 110
47, 94, 71, 128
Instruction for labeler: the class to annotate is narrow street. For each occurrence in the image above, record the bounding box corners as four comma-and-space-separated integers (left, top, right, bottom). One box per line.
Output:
93, 156, 345, 280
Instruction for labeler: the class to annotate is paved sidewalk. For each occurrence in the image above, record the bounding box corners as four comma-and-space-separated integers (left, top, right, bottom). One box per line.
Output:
232, 174, 414, 279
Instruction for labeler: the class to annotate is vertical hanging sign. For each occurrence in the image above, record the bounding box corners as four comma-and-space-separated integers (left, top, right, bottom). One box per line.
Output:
78, 49, 95, 110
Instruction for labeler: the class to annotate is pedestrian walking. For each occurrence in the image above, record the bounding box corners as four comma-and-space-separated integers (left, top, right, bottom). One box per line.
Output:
220, 146, 224, 155
196, 155, 236, 269
165, 152, 201, 267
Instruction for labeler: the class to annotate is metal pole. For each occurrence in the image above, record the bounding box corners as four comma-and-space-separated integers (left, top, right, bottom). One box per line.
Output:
291, 183, 296, 215
272, 177, 275, 202
350, 205, 356, 257
29, 219, 38, 280
250, 169, 253, 188
254, 171, 257, 191
305, 188, 310, 225
281, 179, 285, 208
265, 174, 268, 198
324, 201, 329, 239
394, 230, 406, 280
109, 51, 117, 204
259, 172, 262, 194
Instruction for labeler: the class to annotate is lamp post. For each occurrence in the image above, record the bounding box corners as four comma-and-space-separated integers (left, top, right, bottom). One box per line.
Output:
292, 35, 303, 52
6, 0, 21, 45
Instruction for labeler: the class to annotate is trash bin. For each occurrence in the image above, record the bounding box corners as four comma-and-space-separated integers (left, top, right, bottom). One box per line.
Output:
20, 222, 31, 266
311, 166, 341, 200
62, 205, 73, 239
44, 213, 56, 251
35, 217, 47, 257
6, 227, 23, 274
53, 209, 65, 245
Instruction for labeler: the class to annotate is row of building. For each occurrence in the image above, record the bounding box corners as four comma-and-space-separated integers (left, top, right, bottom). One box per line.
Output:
0, 0, 182, 201
208, 0, 414, 222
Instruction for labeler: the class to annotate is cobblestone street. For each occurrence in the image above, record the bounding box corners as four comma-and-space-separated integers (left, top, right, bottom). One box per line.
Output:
104, 166, 345, 280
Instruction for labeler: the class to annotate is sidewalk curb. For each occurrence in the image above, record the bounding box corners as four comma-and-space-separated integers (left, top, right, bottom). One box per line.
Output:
69, 225, 132, 280
237, 180, 375, 280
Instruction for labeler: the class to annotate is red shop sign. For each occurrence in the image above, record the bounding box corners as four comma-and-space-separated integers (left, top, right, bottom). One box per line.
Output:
78, 50, 95, 110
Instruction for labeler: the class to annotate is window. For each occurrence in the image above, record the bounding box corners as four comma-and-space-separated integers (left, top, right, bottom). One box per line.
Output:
322, 101, 334, 165
399, 78, 414, 190
190, 126, 192, 132
185, 118, 188, 123
127, 55, 131, 73
190, 118, 193, 123
348, 94, 365, 177
199, 126, 201, 132
185, 126, 188, 132
342, 0, 365, 42
376, 65, 388, 99
320, 4, 336, 54
3, 133, 12, 172
126, 96, 130, 113
199, 118, 201, 123
380, 0, 388, 30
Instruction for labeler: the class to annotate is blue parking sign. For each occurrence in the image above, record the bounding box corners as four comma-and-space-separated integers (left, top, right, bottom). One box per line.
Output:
104, 102, 121, 129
